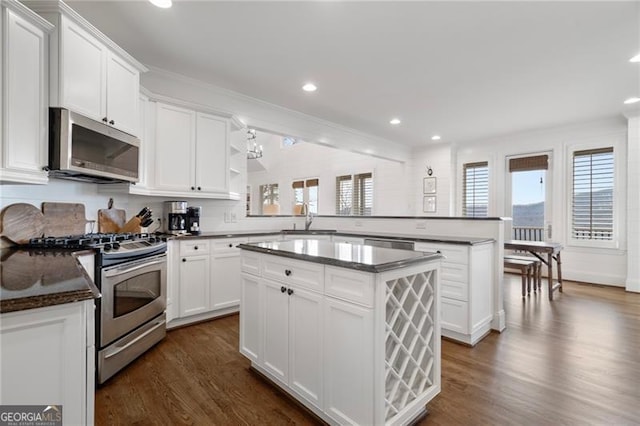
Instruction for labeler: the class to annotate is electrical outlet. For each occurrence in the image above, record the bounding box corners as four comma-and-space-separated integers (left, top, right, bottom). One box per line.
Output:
355, 221, 363, 227
416, 221, 427, 229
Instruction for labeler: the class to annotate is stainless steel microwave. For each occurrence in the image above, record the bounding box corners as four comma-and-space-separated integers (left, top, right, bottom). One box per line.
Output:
48, 107, 140, 183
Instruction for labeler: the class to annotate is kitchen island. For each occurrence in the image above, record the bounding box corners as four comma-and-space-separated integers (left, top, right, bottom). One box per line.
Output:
238, 239, 442, 426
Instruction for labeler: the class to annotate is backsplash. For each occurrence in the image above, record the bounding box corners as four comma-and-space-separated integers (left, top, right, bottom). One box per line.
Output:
0, 178, 247, 236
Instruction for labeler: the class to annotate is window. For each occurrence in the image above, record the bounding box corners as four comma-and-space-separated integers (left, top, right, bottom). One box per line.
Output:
335, 172, 373, 216
292, 178, 318, 214
462, 162, 488, 217
571, 148, 614, 241
260, 184, 279, 215
282, 136, 300, 147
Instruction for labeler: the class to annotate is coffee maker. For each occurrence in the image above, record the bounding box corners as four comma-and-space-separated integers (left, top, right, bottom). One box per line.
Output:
186, 206, 202, 235
163, 201, 188, 235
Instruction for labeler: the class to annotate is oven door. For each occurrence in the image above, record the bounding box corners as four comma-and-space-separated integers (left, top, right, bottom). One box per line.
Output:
100, 253, 167, 347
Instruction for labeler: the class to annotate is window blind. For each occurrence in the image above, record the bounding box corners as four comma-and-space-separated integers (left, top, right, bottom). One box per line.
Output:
462, 162, 489, 217
571, 148, 614, 240
509, 155, 548, 172
336, 175, 352, 215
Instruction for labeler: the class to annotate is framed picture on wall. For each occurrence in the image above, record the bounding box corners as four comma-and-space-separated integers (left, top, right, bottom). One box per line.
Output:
423, 195, 437, 213
423, 177, 437, 194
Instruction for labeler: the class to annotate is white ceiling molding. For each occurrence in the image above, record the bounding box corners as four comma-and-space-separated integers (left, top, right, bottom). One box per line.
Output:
142, 66, 411, 162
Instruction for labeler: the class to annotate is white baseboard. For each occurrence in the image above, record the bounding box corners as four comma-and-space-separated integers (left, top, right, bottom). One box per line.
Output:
561, 269, 625, 287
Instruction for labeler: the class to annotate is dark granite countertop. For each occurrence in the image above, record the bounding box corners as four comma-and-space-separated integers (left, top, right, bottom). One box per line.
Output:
170, 229, 493, 245
238, 239, 443, 273
0, 248, 100, 314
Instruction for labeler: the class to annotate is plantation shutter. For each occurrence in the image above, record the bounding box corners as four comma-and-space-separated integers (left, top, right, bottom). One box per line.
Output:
571, 148, 614, 240
354, 173, 373, 216
462, 162, 489, 217
336, 175, 352, 215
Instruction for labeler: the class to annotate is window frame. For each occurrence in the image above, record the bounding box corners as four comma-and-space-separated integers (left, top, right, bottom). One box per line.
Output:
566, 143, 619, 249
292, 178, 319, 215
462, 161, 489, 218
335, 172, 373, 216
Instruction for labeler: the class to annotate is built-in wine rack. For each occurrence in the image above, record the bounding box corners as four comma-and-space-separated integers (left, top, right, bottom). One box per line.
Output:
384, 270, 436, 422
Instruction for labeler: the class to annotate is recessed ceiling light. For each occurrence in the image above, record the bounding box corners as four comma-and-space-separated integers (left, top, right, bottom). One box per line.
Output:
149, 0, 172, 8
389, 118, 401, 125
302, 83, 317, 92
630, 53, 640, 63
431, 135, 441, 141
624, 97, 640, 104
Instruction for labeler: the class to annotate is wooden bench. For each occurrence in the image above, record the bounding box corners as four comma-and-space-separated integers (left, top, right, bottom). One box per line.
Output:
504, 257, 536, 297
505, 254, 542, 291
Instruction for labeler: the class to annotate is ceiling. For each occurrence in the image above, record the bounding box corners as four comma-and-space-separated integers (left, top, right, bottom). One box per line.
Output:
66, 0, 640, 147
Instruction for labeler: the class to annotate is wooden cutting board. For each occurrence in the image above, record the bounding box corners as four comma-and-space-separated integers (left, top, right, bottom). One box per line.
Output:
98, 208, 126, 233
1, 203, 45, 244
42, 202, 88, 236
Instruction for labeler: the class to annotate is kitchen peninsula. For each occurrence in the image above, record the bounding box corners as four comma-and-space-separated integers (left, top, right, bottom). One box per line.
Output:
238, 239, 442, 425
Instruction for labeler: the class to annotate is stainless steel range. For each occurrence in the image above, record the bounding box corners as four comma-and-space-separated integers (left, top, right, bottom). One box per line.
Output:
26, 233, 168, 384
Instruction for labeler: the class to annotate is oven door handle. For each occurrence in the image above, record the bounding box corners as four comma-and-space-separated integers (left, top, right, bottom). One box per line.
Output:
103, 316, 165, 360
104, 258, 165, 278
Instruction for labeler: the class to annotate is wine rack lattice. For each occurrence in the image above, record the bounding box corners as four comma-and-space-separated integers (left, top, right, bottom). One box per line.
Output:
384, 270, 435, 422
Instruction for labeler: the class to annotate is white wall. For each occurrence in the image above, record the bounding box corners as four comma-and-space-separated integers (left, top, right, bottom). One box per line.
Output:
450, 117, 628, 286
246, 132, 410, 216
409, 143, 454, 216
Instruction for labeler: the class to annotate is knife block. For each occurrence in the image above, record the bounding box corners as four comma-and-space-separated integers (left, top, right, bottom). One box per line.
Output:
119, 216, 141, 234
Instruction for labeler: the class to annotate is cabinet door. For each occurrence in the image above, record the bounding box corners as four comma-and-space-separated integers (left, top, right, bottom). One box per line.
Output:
3, 9, 48, 179
262, 279, 289, 386
154, 103, 195, 192
288, 287, 323, 409
210, 254, 241, 310
60, 17, 106, 120
323, 297, 374, 425
178, 255, 210, 317
0, 301, 89, 425
195, 113, 229, 194
240, 274, 261, 363
106, 52, 139, 135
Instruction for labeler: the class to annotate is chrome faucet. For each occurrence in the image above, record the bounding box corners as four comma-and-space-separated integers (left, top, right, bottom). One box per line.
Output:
300, 203, 313, 231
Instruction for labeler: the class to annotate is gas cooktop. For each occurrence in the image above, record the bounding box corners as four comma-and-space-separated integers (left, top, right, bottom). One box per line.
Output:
25, 233, 166, 252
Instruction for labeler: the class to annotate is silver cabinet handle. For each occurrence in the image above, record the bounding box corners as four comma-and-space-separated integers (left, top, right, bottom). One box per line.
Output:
104, 258, 165, 277
104, 318, 164, 360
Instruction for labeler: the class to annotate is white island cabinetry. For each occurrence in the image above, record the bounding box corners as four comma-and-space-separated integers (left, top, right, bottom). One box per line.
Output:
239, 240, 441, 425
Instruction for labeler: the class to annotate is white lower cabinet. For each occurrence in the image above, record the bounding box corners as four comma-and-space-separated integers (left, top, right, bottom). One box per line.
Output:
323, 296, 373, 425
240, 250, 441, 425
0, 300, 95, 425
171, 237, 247, 327
179, 254, 210, 317
414, 242, 493, 346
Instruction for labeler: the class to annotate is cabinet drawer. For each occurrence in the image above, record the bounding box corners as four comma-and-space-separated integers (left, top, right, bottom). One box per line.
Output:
441, 298, 469, 334
212, 238, 248, 255
262, 256, 324, 292
441, 262, 468, 284
325, 266, 374, 307
415, 243, 468, 265
441, 280, 468, 301
180, 240, 210, 256
241, 251, 261, 276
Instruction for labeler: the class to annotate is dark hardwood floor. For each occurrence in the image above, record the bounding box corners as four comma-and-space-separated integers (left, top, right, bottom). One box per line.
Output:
96, 275, 640, 425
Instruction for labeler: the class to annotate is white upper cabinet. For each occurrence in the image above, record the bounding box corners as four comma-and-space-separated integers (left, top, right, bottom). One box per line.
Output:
0, 0, 53, 184
151, 102, 238, 199
196, 112, 229, 195
27, 0, 146, 136
154, 102, 195, 192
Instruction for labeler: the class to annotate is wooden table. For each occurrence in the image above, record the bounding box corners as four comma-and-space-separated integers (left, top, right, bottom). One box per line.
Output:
504, 240, 563, 300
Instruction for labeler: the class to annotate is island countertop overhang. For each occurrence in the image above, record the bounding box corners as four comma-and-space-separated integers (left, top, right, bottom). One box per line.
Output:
238, 239, 442, 273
